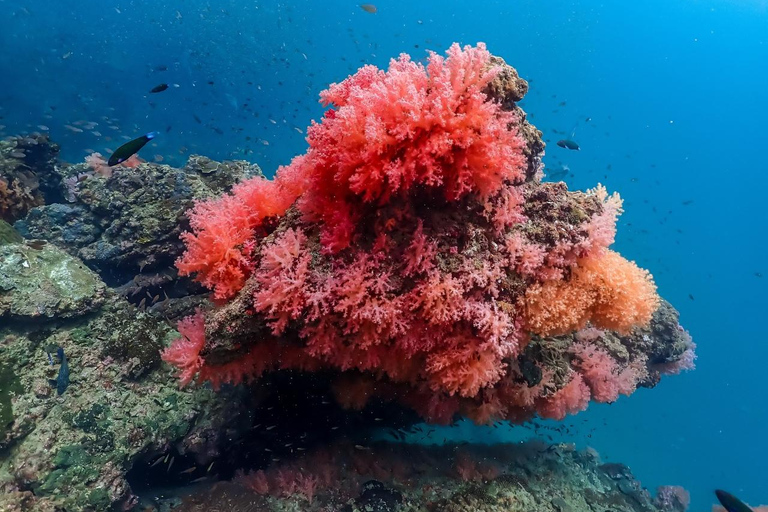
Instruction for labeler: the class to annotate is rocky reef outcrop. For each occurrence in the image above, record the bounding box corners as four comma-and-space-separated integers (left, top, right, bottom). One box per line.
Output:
0, 44, 694, 512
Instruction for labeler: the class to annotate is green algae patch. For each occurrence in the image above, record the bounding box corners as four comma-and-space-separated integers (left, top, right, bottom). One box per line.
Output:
0, 220, 23, 245
53, 444, 90, 468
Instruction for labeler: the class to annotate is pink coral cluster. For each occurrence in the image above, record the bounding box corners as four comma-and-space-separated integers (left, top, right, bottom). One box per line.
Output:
163, 43, 692, 424
236, 441, 511, 504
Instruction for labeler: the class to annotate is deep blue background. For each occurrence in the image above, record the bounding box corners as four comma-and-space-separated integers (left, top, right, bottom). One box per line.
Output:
1, 0, 766, 509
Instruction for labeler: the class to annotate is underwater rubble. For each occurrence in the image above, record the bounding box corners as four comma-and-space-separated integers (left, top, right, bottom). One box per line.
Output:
0, 44, 695, 512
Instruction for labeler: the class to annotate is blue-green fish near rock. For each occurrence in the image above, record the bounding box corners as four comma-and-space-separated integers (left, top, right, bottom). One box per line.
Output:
556, 139, 580, 151
108, 131, 157, 166
715, 490, 755, 512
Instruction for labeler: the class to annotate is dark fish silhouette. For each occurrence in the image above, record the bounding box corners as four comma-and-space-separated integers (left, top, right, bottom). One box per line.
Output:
48, 347, 70, 395
108, 132, 157, 166
150, 83, 169, 93
715, 490, 754, 512
557, 139, 580, 150
360, 3, 377, 13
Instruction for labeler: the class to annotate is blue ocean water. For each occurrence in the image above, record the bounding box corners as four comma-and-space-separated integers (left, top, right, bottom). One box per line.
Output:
1, 0, 766, 509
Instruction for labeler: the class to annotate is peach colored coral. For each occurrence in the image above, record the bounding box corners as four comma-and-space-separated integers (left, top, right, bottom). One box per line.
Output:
521, 249, 659, 336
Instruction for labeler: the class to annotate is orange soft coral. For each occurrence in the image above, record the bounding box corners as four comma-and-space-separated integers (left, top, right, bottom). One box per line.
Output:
521, 249, 659, 336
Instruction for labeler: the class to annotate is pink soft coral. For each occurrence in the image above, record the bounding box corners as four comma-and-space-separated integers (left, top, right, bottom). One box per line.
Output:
159, 312, 206, 386
253, 228, 312, 334
537, 372, 591, 420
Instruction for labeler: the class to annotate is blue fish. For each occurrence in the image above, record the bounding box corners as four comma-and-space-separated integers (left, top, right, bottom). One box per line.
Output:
556, 139, 580, 151
715, 490, 754, 512
48, 347, 70, 395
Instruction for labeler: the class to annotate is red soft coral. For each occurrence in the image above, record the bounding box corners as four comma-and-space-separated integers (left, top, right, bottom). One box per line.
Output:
166, 44, 683, 425
177, 174, 306, 299
297, 42, 526, 252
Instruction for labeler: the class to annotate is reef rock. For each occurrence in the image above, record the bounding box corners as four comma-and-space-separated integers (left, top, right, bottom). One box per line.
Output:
15, 155, 261, 286
0, 240, 106, 319
0, 292, 246, 512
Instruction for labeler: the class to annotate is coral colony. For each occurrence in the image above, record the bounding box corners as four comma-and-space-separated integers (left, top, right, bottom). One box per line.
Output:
163, 43, 694, 425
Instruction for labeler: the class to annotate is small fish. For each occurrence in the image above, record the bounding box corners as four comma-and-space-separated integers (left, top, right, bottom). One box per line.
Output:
108, 132, 156, 166
360, 3, 377, 13
48, 347, 70, 395
150, 83, 169, 93
179, 466, 196, 475
556, 139, 580, 151
190, 476, 209, 484
27, 240, 47, 250
715, 490, 753, 512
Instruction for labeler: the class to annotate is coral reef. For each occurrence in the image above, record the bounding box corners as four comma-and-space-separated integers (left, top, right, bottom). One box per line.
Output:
0, 134, 58, 223
0, 43, 698, 512
165, 44, 694, 424
172, 441, 683, 512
